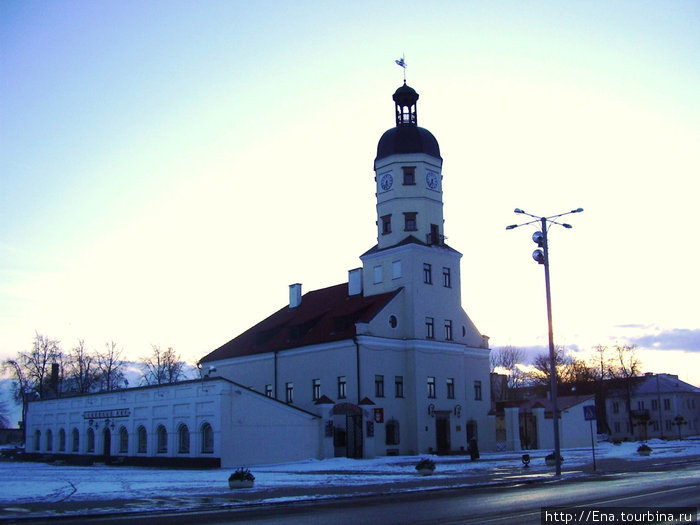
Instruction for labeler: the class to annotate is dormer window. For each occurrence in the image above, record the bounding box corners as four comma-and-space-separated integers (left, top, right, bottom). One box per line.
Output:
402, 166, 416, 185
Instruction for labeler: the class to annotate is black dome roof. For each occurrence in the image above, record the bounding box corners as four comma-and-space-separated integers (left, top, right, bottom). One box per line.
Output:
375, 125, 441, 162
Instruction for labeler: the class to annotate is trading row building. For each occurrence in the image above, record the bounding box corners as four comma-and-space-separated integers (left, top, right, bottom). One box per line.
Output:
25, 82, 494, 467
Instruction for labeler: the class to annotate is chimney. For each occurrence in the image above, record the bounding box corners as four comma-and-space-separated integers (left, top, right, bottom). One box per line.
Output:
50, 363, 59, 396
289, 283, 302, 308
348, 268, 363, 296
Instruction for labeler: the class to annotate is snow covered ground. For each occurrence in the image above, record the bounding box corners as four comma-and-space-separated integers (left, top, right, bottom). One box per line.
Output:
1, 438, 699, 506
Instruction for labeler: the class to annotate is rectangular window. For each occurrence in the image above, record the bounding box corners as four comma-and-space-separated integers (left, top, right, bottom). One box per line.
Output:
651, 421, 659, 432
637, 400, 645, 410
402, 166, 416, 185
429, 224, 441, 245
425, 317, 435, 339
423, 263, 432, 284
265, 384, 273, 397
474, 380, 483, 401
312, 379, 321, 401
664, 398, 671, 410
444, 319, 453, 341
427, 376, 436, 398
375, 375, 385, 398
665, 419, 673, 431
392, 260, 402, 279
612, 401, 619, 414
651, 399, 658, 410
446, 378, 455, 399
381, 214, 392, 235
404, 212, 417, 231
395, 376, 404, 398
443, 267, 451, 288
614, 422, 620, 433
373, 265, 383, 284
338, 376, 347, 399
285, 382, 294, 403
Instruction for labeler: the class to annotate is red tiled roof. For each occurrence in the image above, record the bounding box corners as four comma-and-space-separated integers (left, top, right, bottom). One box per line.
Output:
200, 283, 401, 362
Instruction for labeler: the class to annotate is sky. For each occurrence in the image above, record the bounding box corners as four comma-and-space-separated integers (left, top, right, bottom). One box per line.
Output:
1, 1, 699, 386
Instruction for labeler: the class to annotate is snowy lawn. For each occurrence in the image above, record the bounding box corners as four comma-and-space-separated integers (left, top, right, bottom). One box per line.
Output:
1, 438, 698, 505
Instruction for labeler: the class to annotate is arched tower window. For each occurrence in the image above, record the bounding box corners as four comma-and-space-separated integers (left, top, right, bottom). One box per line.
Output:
156, 425, 167, 453
46, 429, 53, 451
201, 422, 214, 454
137, 426, 147, 453
58, 428, 66, 452
87, 428, 95, 453
119, 427, 129, 454
178, 424, 190, 454
34, 429, 41, 452
72, 428, 79, 452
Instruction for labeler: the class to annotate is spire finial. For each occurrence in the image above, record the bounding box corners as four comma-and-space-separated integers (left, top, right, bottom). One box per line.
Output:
395, 54, 407, 82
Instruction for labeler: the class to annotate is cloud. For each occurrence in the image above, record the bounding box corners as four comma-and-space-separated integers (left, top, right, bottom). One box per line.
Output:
626, 328, 700, 353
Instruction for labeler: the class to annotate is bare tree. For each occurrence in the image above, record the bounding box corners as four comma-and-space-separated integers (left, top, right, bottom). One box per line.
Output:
613, 344, 641, 379
140, 345, 185, 385
97, 341, 126, 391
612, 343, 642, 436
491, 346, 527, 398
529, 346, 597, 387
3, 333, 62, 441
64, 340, 100, 394
6, 333, 62, 399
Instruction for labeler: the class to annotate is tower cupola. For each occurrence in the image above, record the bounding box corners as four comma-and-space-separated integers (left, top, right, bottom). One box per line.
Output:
376, 83, 441, 163
372, 83, 446, 251
393, 81, 419, 126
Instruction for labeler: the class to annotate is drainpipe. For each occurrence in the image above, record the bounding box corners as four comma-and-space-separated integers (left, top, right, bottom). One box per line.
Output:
274, 351, 278, 400
353, 337, 361, 403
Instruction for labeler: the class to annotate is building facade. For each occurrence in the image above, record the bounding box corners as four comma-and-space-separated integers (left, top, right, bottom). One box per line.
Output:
605, 373, 700, 441
25, 82, 494, 465
199, 82, 493, 457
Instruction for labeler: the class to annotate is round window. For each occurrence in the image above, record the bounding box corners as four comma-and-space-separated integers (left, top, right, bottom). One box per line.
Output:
389, 315, 398, 328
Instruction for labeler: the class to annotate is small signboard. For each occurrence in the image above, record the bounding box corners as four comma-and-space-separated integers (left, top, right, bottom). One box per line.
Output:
583, 405, 596, 421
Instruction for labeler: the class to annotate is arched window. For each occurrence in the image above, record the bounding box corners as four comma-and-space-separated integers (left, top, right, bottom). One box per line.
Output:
87, 428, 95, 453
46, 429, 53, 451
59, 428, 66, 452
386, 419, 400, 445
201, 422, 214, 454
34, 429, 41, 452
156, 425, 167, 453
137, 426, 147, 453
72, 428, 79, 452
119, 427, 128, 454
178, 424, 190, 454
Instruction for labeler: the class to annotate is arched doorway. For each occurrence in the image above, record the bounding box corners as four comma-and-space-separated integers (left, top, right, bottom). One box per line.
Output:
103, 428, 111, 462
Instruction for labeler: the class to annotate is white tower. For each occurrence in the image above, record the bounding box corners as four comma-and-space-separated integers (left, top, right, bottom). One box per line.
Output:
360, 83, 485, 349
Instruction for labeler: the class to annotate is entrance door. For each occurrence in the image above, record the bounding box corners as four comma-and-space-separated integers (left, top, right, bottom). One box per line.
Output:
435, 413, 451, 453
346, 414, 363, 459
103, 428, 111, 462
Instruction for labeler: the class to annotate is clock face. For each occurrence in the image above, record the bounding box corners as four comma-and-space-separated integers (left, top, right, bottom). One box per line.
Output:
426, 171, 439, 190
380, 173, 394, 192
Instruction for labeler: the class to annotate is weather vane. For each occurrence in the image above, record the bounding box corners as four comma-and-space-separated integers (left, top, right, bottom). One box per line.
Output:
395, 54, 407, 82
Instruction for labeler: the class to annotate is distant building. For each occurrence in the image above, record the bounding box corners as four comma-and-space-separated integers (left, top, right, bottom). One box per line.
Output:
605, 373, 700, 441
24, 82, 493, 465
492, 395, 596, 451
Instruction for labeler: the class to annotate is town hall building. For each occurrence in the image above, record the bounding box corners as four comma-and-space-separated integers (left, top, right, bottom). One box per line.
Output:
25, 82, 494, 467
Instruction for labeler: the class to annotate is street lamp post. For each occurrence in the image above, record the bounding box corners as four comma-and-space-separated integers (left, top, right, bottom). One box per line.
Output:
506, 207, 583, 477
